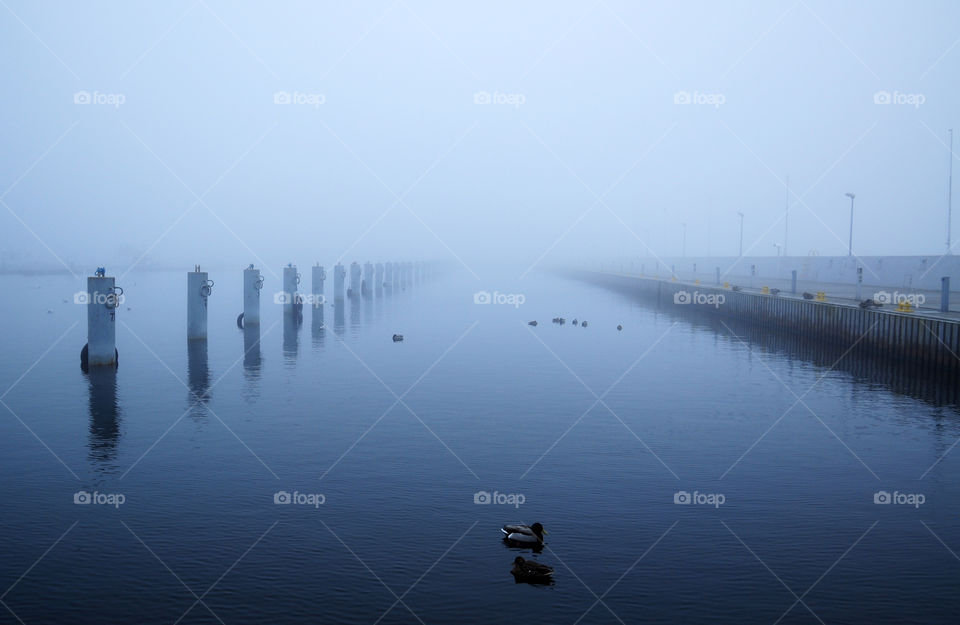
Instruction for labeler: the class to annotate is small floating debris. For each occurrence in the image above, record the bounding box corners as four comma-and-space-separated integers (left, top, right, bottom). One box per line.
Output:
617, 324, 622, 331
731, 285, 742, 292
802, 292, 814, 300
859, 298, 883, 309
581, 321, 587, 327
572, 318, 578, 325
392, 334, 404, 342
47, 309, 54, 314
769, 288, 781, 296
528, 321, 538, 326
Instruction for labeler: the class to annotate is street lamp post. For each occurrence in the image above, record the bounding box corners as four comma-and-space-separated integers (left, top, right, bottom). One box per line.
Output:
948, 128, 954, 254
845, 193, 855, 256
773, 243, 782, 256
737, 211, 744, 257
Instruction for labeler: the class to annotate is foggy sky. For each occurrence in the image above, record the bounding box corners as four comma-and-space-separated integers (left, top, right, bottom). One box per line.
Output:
1, 1, 958, 278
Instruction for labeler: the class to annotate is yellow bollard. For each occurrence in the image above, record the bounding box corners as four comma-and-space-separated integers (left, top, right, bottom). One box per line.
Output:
695, 279, 700, 285
723, 282, 730, 289
761, 286, 770, 294
815, 291, 826, 301
897, 301, 913, 312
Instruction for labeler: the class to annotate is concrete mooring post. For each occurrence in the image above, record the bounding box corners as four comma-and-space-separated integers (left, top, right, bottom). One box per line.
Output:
187, 266, 213, 340
243, 264, 262, 325
942, 277, 951, 313
312, 263, 325, 307
333, 263, 346, 301
363, 262, 373, 296
349, 262, 362, 297
85, 269, 120, 367
282, 264, 299, 315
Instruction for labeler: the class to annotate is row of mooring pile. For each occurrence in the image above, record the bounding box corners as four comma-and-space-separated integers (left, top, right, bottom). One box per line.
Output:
80, 261, 434, 369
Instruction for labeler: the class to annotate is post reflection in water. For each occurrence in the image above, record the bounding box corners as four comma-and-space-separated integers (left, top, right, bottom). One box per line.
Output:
283, 313, 300, 364
349, 296, 361, 337
242, 323, 262, 401
87, 367, 121, 472
311, 304, 325, 348
334, 300, 345, 336
187, 339, 211, 417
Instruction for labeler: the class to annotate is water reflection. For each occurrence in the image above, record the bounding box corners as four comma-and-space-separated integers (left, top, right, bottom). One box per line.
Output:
187, 339, 211, 417
283, 313, 300, 364
242, 323, 262, 401
87, 367, 121, 472
334, 300, 345, 336
312, 304, 325, 348
350, 294, 361, 336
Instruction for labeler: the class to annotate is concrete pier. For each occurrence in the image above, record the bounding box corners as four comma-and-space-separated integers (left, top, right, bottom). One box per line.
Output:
282, 264, 299, 315
312, 263, 325, 308
333, 263, 346, 301
85, 273, 119, 366
349, 262, 362, 298
187, 267, 212, 340
363, 262, 373, 296
243, 264, 262, 325
375, 262, 385, 290
580, 270, 960, 372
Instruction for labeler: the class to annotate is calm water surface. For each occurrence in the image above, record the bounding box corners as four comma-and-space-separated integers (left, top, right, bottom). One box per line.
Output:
1, 269, 959, 624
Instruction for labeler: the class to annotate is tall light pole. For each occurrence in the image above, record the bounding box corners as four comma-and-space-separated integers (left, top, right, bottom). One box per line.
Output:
773, 243, 782, 256
681, 222, 687, 257
784, 174, 789, 257
948, 128, 954, 254
737, 211, 744, 257
845, 192, 855, 256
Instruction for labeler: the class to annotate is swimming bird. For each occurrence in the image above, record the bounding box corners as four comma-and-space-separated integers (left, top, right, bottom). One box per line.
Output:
502, 522, 546, 546
581, 321, 587, 327
392, 334, 404, 342
617, 324, 622, 331
528, 320, 538, 326
511, 556, 554, 584
572, 318, 578, 325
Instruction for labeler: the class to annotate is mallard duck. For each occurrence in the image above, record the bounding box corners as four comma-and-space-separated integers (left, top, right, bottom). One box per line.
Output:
502, 522, 546, 546
511, 556, 554, 584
